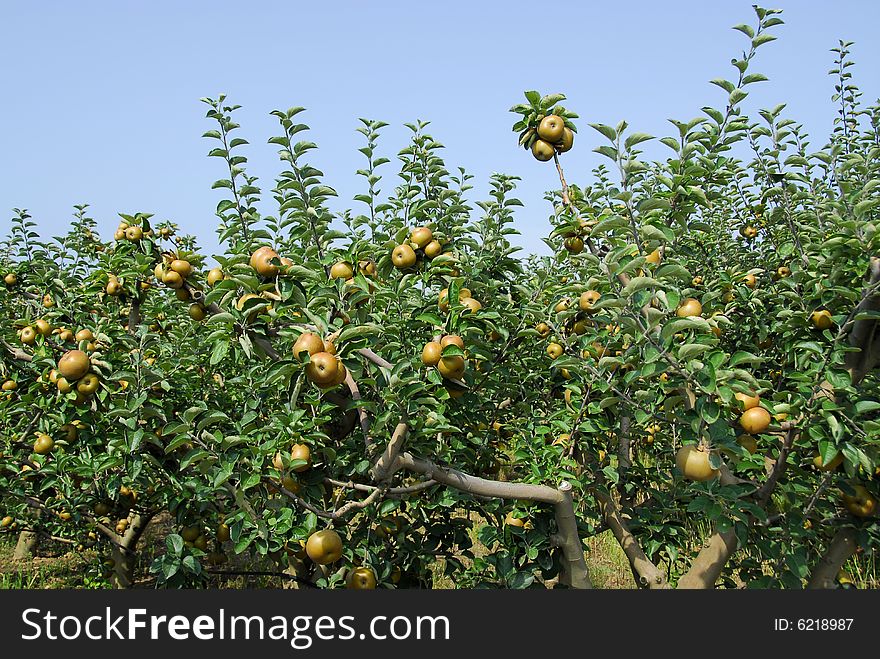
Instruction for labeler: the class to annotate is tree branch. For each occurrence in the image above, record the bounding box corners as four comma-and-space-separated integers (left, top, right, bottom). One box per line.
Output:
393, 452, 591, 588
594, 488, 668, 589
370, 418, 408, 482
1, 340, 32, 362
806, 527, 858, 589
845, 256, 880, 384
676, 528, 739, 589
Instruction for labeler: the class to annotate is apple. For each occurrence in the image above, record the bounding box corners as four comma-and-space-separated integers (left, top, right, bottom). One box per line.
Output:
305, 529, 343, 564
578, 290, 601, 313
392, 244, 417, 269
811, 310, 834, 330
675, 445, 718, 481
293, 332, 325, 362
290, 444, 312, 472
842, 485, 877, 518
739, 407, 771, 434
330, 261, 354, 279
250, 247, 280, 278
537, 115, 565, 143
531, 139, 555, 161
305, 352, 341, 386
813, 451, 843, 472
410, 227, 433, 249
675, 298, 703, 318
346, 566, 377, 589
58, 350, 91, 381
734, 391, 761, 411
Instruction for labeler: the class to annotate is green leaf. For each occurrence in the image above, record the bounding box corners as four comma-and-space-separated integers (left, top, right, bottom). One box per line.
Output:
210, 340, 229, 366
590, 123, 617, 142
622, 276, 659, 297
679, 343, 711, 360
729, 351, 762, 367
624, 133, 654, 149
338, 323, 384, 343
732, 24, 755, 38
752, 33, 777, 47
167, 534, 184, 555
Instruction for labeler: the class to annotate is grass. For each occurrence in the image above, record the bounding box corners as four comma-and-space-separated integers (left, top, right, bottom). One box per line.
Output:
843, 550, 880, 589
585, 531, 635, 589
0, 534, 108, 589
1, 517, 874, 589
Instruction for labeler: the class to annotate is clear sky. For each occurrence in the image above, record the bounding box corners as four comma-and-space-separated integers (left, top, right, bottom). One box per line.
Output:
1, 1, 878, 260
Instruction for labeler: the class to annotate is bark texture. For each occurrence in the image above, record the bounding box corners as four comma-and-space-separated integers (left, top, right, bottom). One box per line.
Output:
13, 530, 38, 560
677, 529, 738, 589
595, 490, 668, 589
807, 528, 858, 589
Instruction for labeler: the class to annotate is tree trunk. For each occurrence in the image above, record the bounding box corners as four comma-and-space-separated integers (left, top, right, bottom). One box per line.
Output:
109, 513, 149, 589
807, 528, 857, 589
13, 530, 38, 560
552, 482, 592, 589
677, 529, 738, 589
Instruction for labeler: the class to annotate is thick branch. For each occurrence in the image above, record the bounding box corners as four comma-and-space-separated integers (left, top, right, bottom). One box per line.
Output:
394, 452, 591, 588
370, 419, 408, 482
2, 340, 32, 362
395, 452, 563, 503
551, 482, 592, 589
677, 528, 738, 589
594, 489, 668, 589
357, 348, 393, 369
845, 256, 880, 384
807, 527, 858, 589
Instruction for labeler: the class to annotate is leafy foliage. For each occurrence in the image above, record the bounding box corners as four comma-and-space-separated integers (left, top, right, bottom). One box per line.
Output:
0, 6, 878, 589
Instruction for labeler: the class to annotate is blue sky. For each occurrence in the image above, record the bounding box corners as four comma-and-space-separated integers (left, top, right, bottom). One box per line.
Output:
1, 1, 878, 260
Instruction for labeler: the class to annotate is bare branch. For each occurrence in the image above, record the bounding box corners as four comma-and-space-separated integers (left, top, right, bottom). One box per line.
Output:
357, 348, 393, 369
807, 527, 858, 589
370, 419, 408, 482
1, 340, 32, 362
323, 477, 437, 496
677, 528, 738, 589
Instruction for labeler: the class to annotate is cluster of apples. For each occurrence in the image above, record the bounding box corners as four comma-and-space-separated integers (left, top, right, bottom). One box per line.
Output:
530, 114, 574, 162
16, 317, 53, 346
274, 443, 312, 495
293, 332, 346, 388
437, 286, 481, 314
154, 254, 193, 290
113, 219, 146, 243
421, 334, 467, 382
51, 346, 101, 407
675, 393, 765, 482
537, 288, 604, 355
391, 226, 444, 271
154, 254, 210, 320
299, 528, 377, 588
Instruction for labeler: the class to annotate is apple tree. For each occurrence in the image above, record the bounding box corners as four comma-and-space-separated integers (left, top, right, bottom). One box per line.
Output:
1, 5, 878, 589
